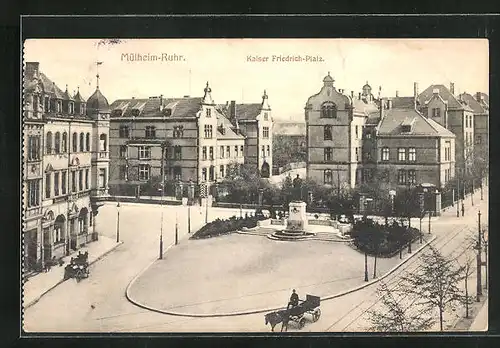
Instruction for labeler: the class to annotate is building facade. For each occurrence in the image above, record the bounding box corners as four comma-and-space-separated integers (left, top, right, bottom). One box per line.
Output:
108, 83, 272, 196
305, 73, 456, 192
23, 62, 110, 271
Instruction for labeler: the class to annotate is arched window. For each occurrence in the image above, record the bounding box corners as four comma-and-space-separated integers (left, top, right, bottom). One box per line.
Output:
62, 132, 68, 152
46, 132, 53, 154
72, 132, 78, 152
79, 133, 84, 152
321, 102, 337, 119
54, 132, 61, 154
86, 133, 90, 151
99, 134, 107, 151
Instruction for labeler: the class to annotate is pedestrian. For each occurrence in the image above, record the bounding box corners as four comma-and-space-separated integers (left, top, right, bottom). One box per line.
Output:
461, 202, 465, 217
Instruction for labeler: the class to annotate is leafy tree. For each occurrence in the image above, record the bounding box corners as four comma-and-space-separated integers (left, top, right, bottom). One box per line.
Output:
400, 245, 466, 331
273, 134, 306, 169
368, 281, 435, 332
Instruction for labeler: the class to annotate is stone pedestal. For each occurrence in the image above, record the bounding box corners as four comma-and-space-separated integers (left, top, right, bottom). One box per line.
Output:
285, 201, 308, 234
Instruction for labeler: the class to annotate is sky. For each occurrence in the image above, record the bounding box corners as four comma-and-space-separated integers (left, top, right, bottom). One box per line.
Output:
24, 39, 488, 121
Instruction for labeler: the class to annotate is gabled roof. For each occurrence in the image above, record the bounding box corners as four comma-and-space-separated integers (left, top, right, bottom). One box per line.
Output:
352, 98, 380, 117
459, 93, 489, 115
38, 72, 65, 99
216, 103, 263, 121
73, 89, 86, 103
109, 97, 203, 118
391, 96, 416, 109
418, 84, 473, 112
377, 108, 455, 137
217, 115, 244, 139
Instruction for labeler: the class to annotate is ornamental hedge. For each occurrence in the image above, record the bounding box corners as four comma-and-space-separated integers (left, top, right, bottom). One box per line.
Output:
190, 215, 261, 240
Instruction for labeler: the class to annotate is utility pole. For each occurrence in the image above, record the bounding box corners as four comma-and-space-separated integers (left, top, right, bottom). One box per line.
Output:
364, 252, 369, 282
159, 186, 164, 260
456, 178, 460, 217
175, 212, 179, 245
476, 210, 482, 301
116, 201, 121, 243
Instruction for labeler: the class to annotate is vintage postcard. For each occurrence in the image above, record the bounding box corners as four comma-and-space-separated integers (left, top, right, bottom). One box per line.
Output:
22, 38, 488, 333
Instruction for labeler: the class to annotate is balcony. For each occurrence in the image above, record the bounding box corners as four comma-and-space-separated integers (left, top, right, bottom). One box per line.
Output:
25, 206, 42, 220
98, 151, 109, 159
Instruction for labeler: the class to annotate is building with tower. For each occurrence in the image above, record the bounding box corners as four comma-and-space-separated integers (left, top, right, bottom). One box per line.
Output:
22, 62, 110, 272
107, 82, 273, 197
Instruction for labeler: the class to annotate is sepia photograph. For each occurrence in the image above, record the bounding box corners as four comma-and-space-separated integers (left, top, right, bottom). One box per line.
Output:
22, 38, 489, 333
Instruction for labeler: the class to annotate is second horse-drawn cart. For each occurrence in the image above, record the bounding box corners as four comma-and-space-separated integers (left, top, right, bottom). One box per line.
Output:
63, 251, 89, 282
289, 294, 321, 329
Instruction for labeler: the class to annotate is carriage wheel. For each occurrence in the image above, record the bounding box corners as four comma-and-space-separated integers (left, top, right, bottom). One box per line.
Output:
313, 308, 321, 322
298, 317, 306, 329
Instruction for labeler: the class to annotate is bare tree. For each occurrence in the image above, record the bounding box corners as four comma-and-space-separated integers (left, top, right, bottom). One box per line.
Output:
457, 251, 475, 319
368, 281, 435, 332
400, 245, 466, 331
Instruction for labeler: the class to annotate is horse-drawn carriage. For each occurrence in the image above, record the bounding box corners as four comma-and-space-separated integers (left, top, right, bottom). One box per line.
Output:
63, 251, 89, 282
265, 294, 321, 331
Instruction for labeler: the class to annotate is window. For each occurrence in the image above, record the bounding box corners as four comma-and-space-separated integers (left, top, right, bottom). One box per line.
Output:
398, 170, 407, 185
173, 126, 183, 138
80, 103, 86, 115
45, 173, 51, 198
209, 146, 214, 160
235, 146, 238, 157
408, 170, 416, 185
85, 169, 89, 189
71, 171, 76, 193
54, 172, 60, 196
54, 132, 61, 154
53, 224, 63, 244
220, 165, 225, 178
355, 125, 359, 139
46, 132, 53, 154
261, 145, 265, 157
324, 147, 332, 161
131, 109, 140, 117
365, 131, 372, 139
27, 180, 40, 207
72, 132, 78, 152
204, 125, 213, 138
173, 166, 182, 181
119, 125, 130, 138
79, 133, 84, 152
145, 126, 156, 138
27, 136, 41, 160
120, 145, 127, 158
240, 145, 244, 156
99, 134, 107, 151
264, 112, 269, 121
401, 125, 412, 133
62, 132, 67, 153
476, 135, 482, 145
220, 146, 224, 159
324, 169, 333, 185
432, 108, 441, 117
209, 166, 215, 181
174, 146, 182, 160
99, 168, 106, 188
86, 133, 90, 151
408, 147, 416, 161
324, 125, 332, 140
138, 146, 151, 159
355, 148, 359, 161
202, 168, 207, 181
321, 102, 337, 118
382, 147, 389, 161
398, 148, 406, 161
267, 145, 270, 157
57, 100, 62, 113
69, 102, 74, 114
139, 164, 150, 181
206, 108, 212, 117
61, 172, 66, 195
226, 146, 230, 158
79, 169, 83, 191
202, 146, 207, 160
119, 165, 127, 180
44, 96, 50, 112
263, 127, 270, 138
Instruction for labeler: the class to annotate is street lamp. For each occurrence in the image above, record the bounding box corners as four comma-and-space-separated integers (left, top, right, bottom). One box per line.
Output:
158, 186, 164, 260
428, 211, 431, 234
116, 201, 121, 243
175, 211, 179, 245
187, 180, 194, 234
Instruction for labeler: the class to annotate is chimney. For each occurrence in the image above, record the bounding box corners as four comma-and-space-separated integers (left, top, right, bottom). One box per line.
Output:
350, 91, 354, 98
395, 90, 399, 98
413, 82, 419, 99
476, 92, 482, 102
450, 82, 455, 95
380, 97, 385, 119
159, 94, 163, 110
387, 99, 393, 109
433, 88, 440, 95
358, 92, 361, 100
25, 62, 40, 80
230, 100, 236, 121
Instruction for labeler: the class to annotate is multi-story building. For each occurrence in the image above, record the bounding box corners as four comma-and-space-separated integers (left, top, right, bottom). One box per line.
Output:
418, 83, 475, 175
459, 91, 489, 169
22, 62, 110, 271
108, 83, 272, 195
305, 73, 456, 191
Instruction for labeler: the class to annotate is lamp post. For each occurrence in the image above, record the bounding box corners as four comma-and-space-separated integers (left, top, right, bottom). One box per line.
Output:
159, 186, 164, 260
428, 211, 431, 234
457, 178, 460, 217
175, 211, 179, 245
364, 252, 369, 282
187, 180, 194, 234
476, 211, 482, 301
116, 201, 121, 243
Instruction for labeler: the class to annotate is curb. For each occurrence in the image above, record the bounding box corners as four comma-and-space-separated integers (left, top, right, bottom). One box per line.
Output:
125, 235, 437, 318
24, 241, 123, 309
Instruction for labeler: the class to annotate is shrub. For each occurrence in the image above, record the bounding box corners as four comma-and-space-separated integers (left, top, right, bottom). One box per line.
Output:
190, 216, 260, 239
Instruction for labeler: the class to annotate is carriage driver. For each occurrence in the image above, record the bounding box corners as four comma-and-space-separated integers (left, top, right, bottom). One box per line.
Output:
288, 289, 299, 309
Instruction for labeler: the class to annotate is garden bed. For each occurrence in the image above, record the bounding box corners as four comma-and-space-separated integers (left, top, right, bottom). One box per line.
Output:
190, 215, 266, 240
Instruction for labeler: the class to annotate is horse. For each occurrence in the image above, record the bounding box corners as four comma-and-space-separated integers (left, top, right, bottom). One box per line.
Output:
265, 309, 290, 332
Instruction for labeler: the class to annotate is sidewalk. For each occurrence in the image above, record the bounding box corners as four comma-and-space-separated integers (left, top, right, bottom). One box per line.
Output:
469, 298, 488, 331
23, 235, 122, 309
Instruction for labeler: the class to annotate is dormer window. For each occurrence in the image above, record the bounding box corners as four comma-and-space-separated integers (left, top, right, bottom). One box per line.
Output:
112, 109, 123, 117
401, 117, 415, 133
321, 102, 337, 118
164, 108, 172, 116
57, 100, 62, 113
173, 126, 184, 138
131, 109, 140, 117
432, 108, 441, 117
68, 102, 74, 115
80, 103, 86, 115
401, 125, 412, 133
44, 96, 50, 112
